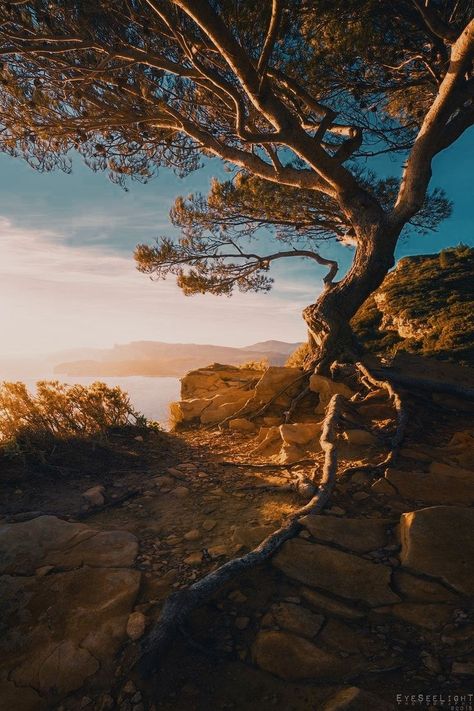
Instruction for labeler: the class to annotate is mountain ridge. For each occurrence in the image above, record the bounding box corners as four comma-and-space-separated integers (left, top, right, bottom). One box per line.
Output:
53, 339, 302, 377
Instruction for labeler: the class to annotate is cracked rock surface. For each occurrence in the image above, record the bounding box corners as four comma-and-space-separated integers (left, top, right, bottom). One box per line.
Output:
0, 516, 140, 709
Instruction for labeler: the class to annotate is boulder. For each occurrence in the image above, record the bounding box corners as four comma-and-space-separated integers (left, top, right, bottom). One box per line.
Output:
273, 538, 399, 606
278, 443, 305, 464
228, 418, 256, 433
0, 680, 45, 711
429, 460, 474, 477
169, 398, 209, 424
249, 426, 281, 456
4, 566, 140, 695
261, 602, 324, 639
299, 515, 391, 553
319, 618, 387, 657
392, 569, 459, 603
180, 364, 257, 399
385, 466, 474, 504
399, 506, 474, 595
253, 366, 303, 405
279, 421, 322, 446
0, 516, 140, 702
0, 516, 138, 575
252, 630, 363, 681
374, 602, 454, 630
309, 374, 354, 413
439, 430, 474, 470
200, 391, 250, 424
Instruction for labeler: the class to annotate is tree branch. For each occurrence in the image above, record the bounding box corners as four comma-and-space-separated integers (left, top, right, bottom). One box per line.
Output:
257, 0, 282, 78
411, 0, 458, 43
393, 19, 474, 224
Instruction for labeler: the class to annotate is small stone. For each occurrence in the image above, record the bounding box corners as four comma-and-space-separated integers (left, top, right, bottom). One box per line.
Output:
452, 661, 474, 675
80, 697, 92, 708
228, 590, 247, 604
171, 486, 190, 498
262, 602, 324, 639
184, 529, 201, 541
184, 552, 203, 566
123, 681, 136, 694
202, 519, 217, 531
235, 616, 250, 630
35, 565, 54, 577
82, 485, 105, 507
207, 545, 227, 559
126, 611, 146, 641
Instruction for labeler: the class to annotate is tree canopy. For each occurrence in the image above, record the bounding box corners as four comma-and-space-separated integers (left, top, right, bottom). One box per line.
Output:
0, 0, 472, 366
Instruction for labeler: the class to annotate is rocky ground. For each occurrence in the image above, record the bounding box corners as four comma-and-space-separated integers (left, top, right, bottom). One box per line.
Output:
1, 358, 474, 711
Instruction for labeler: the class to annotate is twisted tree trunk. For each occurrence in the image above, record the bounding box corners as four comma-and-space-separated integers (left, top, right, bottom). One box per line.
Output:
303, 220, 400, 373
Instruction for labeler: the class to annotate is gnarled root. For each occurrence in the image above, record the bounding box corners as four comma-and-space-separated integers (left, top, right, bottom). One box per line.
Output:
137, 393, 344, 677
356, 362, 408, 466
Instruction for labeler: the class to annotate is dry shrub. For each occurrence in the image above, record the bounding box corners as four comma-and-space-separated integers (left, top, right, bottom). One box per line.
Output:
0, 380, 146, 457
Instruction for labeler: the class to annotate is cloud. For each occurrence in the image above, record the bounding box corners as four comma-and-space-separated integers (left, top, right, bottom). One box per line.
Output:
0, 216, 313, 356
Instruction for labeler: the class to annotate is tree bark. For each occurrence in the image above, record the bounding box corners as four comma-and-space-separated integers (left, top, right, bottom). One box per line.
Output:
303, 221, 400, 373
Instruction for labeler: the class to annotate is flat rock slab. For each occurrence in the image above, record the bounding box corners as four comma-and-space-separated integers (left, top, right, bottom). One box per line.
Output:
273, 538, 399, 606
374, 602, 455, 630
400, 506, 474, 595
261, 601, 324, 639
385, 467, 474, 505
300, 515, 392, 553
0, 515, 138, 575
0, 516, 140, 707
252, 630, 363, 681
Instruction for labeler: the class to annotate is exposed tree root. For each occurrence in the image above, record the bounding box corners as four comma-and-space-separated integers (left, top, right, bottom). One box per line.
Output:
215, 371, 308, 430
356, 362, 408, 466
219, 459, 315, 468
137, 394, 344, 677
284, 384, 312, 423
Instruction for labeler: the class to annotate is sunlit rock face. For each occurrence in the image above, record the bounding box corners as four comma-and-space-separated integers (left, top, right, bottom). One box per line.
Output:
170, 364, 329, 462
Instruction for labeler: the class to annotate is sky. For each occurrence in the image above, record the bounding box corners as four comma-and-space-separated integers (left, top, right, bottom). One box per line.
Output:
0, 129, 473, 358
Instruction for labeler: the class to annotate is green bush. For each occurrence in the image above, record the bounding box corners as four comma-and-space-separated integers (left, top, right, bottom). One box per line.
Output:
0, 380, 146, 457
